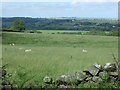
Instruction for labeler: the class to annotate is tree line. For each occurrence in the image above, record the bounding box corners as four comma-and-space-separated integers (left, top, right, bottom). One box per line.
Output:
1, 17, 118, 31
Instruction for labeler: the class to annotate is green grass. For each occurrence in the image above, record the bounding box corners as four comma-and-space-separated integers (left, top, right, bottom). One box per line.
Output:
2, 32, 118, 87
2, 32, 117, 48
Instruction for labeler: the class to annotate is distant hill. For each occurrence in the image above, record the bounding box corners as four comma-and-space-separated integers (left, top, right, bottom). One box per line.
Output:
1, 17, 118, 31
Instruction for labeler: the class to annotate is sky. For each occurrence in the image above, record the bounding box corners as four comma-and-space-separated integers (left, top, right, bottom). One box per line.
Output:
1, 0, 119, 19
1, 0, 119, 2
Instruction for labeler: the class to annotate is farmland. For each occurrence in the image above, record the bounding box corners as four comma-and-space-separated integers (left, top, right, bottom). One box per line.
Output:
2, 31, 118, 87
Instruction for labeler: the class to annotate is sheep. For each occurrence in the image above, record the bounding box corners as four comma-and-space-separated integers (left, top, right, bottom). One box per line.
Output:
10, 43, 15, 46
25, 49, 31, 52
82, 49, 87, 53
12, 43, 15, 46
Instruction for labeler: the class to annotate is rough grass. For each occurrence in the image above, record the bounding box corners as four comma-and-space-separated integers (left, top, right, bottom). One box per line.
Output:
2, 32, 118, 87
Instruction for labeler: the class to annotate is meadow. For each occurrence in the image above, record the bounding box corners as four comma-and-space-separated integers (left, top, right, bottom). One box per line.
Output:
2, 31, 118, 87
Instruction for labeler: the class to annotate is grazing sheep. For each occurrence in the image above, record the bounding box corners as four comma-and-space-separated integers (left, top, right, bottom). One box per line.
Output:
82, 49, 87, 53
10, 43, 15, 46
25, 49, 31, 52
12, 43, 15, 46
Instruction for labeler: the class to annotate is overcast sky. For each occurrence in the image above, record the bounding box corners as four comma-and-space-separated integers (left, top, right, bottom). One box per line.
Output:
1, 0, 119, 18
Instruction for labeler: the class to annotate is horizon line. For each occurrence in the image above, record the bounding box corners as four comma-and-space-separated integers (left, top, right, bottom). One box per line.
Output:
1, 16, 118, 20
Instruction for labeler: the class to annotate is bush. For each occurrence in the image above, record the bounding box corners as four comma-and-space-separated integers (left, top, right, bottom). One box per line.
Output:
8, 66, 36, 88
108, 30, 119, 36
86, 29, 106, 36
59, 32, 82, 35
1, 28, 20, 32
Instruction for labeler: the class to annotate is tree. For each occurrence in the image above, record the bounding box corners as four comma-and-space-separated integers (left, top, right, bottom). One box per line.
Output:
13, 19, 25, 31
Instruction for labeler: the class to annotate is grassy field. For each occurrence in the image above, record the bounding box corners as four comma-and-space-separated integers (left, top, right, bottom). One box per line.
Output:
2, 31, 118, 87
25, 30, 89, 35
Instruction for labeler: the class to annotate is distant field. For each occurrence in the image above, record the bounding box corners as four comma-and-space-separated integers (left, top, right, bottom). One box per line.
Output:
2, 31, 118, 86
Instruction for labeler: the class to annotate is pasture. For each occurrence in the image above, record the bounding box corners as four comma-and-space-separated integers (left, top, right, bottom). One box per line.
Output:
2, 31, 118, 87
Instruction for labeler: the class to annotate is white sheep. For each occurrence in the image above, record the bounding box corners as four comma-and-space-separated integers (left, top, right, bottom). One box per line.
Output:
82, 49, 87, 53
12, 43, 15, 46
25, 49, 31, 52
10, 43, 15, 46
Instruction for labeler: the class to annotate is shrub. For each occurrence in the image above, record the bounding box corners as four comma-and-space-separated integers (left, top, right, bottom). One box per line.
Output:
86, 29, 106, 36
